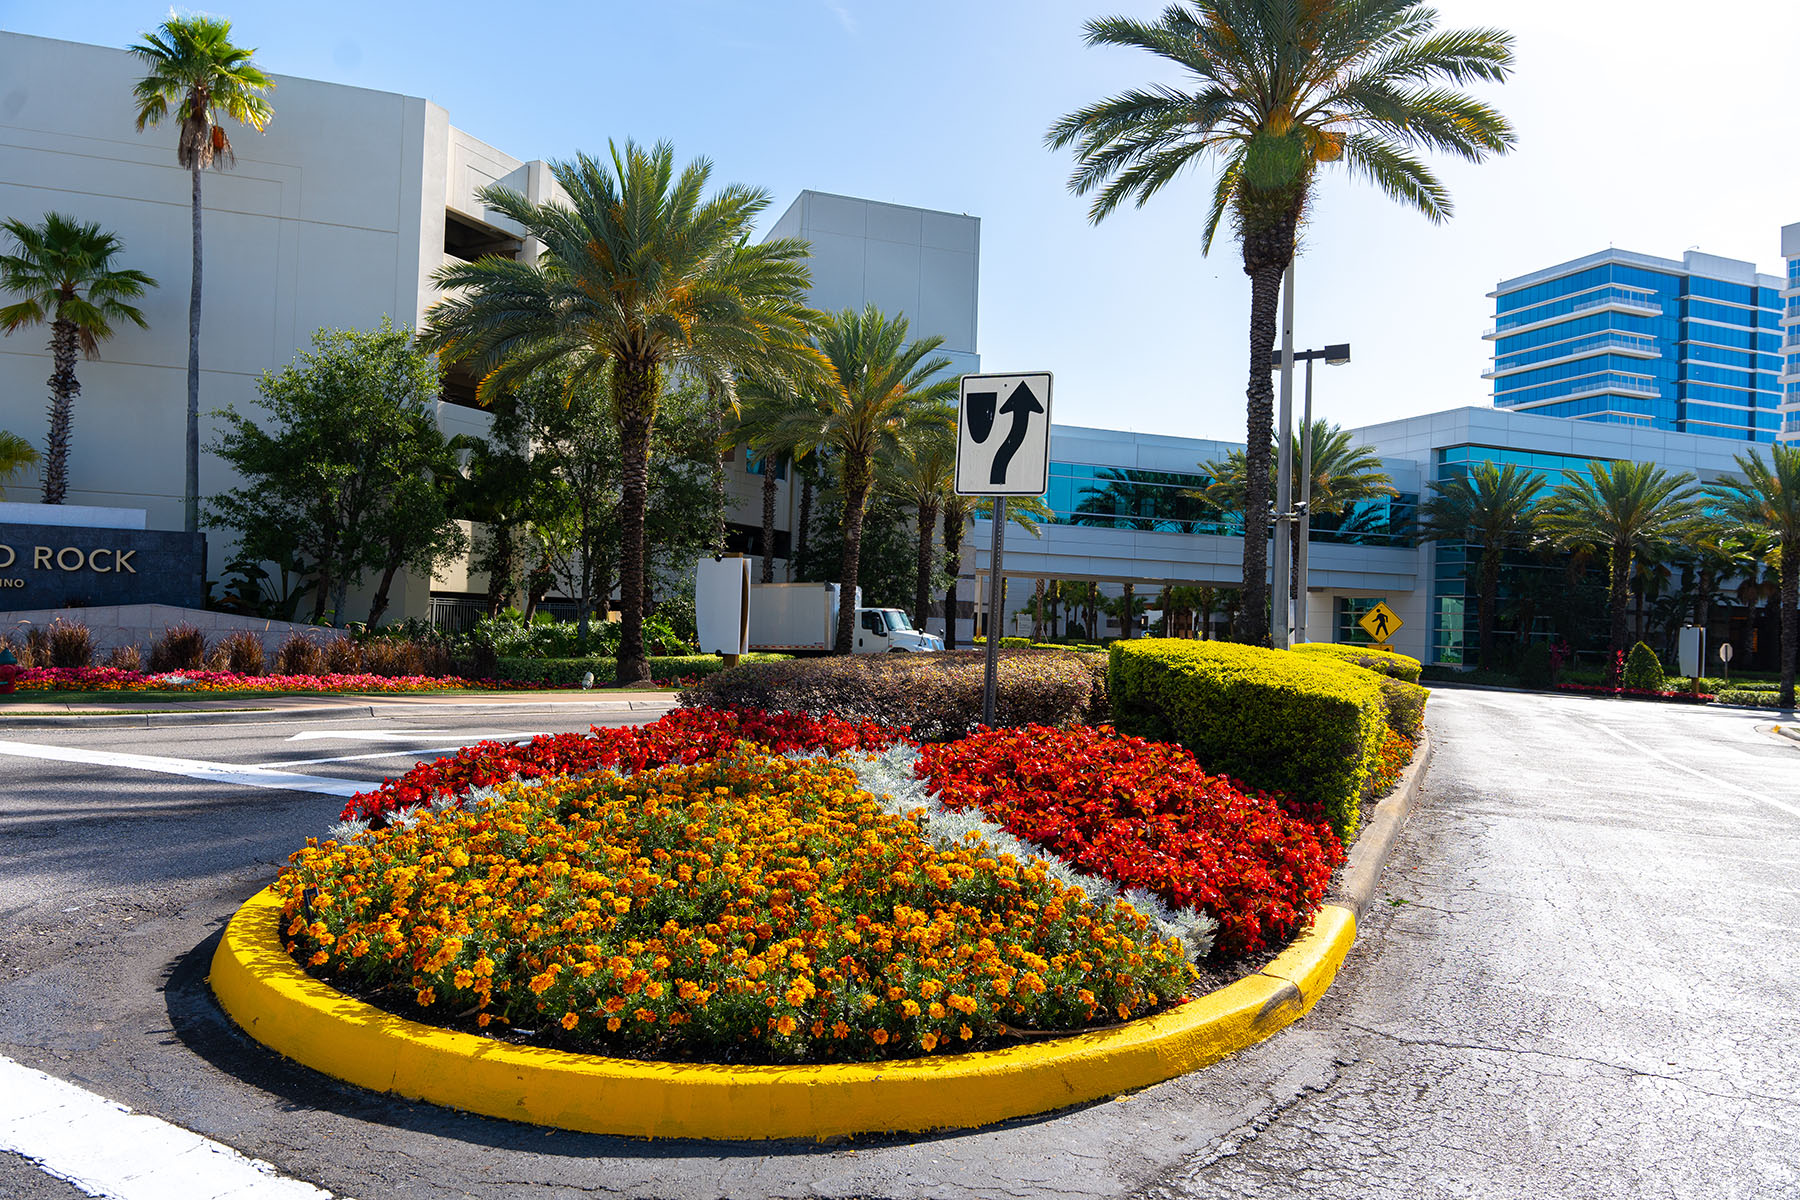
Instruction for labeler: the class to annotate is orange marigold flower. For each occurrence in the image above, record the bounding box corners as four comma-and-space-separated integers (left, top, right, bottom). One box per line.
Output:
560, 1012, 579, 1031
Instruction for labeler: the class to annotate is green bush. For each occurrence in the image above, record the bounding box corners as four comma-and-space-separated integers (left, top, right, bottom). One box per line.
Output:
1290, 642, 1423, 683
1715, 689, 1789, 709
465, 612, 692, 660
1108, 639, 1386, 840
1518, 642, 1555, 688
679, 649, 1108, 741
1621, 642, 1664, 692
492, 653, 790, 686
1376, 676, 1428, 740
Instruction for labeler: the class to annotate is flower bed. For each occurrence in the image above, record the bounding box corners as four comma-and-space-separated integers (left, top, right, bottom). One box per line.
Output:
280, 750, 1194, 1064
14, 665, 566, 695
915, 725, 1343, 957
1553, 682, 1715, 704
340, 707, 904, 823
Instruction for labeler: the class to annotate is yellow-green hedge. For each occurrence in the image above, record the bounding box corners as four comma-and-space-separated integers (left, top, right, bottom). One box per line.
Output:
1108, 639, 1386, 840
1290, 642, 1423, 683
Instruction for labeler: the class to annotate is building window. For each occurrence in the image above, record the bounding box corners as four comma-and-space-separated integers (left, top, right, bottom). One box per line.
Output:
1334, 597, 1388, 646
444, 211, 521, 262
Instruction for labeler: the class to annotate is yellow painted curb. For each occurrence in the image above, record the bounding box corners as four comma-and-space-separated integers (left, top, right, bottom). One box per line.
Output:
210, 887, 1356, 1140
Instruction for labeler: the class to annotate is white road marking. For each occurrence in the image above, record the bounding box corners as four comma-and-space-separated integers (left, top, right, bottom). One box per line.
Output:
0, 1054, 343, 1198
254, 746, 470, 770
284, 729, 520, 743
1582, 720, 1800, 822
0, 741, 367, 798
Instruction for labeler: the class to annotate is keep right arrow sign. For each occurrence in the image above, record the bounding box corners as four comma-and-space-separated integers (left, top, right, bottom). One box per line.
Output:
955, 372, 1053, 496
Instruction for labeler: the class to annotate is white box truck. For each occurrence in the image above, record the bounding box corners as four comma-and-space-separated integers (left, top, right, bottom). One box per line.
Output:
747, 582, 942, 654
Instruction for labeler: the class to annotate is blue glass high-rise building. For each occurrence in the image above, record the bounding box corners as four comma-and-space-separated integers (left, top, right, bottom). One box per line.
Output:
1487, 246, 1784, 442
1781, 223, 1800, 441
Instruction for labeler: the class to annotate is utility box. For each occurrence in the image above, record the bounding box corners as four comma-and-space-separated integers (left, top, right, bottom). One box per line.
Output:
1677, 624, 1705, 680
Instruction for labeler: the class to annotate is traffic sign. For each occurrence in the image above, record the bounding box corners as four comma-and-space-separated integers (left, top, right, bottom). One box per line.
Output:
955, 372, 1052, 496
1357, 601, 1402, 644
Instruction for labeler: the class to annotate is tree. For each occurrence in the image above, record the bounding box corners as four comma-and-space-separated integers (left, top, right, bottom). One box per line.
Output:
130, 14, 273, 534
739, 375, 820, 584
1049, 1, 1515, 644
757, 306, 956, 652
207, 322, 463, 624
1541, 461, 1701, 683
0, 213, 156, 504
424, 142, 816, 683
877, 408, 957, 627
1415, 462, 1542, 671
1708, 445, 1800, 707
0, 431, 39, 498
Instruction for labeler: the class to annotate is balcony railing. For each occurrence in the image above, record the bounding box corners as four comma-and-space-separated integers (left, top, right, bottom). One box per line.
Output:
1488, 289, 1663, 338
1484, 333, 1660, 379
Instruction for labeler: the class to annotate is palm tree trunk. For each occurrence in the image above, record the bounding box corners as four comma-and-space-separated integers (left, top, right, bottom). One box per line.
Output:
614, 366, 657, 684
834, 455, 872, 654
1478, 548, 1500, 671
1238, 244, 1287, 646
942, 499, 964, 649
40, 319, 79, 505
797, 475, 813, 562
1121, 582, 1135, 640
185, 164, 203, 534
1608, 546, 1632, 684
760, 467, 779, 584
1032, 578, 1046, 642
913, 500, 938, 629
1780, 549, 1797, 709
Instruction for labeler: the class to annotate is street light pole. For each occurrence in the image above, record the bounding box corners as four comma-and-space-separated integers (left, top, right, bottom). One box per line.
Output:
1269, 342, 1350, 647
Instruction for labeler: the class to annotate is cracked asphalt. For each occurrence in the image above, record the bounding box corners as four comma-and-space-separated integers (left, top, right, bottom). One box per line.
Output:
1, 689, 1796, 1198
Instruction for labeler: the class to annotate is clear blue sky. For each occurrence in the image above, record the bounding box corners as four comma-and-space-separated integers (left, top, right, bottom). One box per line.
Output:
4, 0, 1796, 442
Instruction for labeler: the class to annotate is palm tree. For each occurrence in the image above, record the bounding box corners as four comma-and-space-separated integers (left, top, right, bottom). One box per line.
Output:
1708, 445, 1800, 707
876, 408, 957, 627
1415, 462, 1542, 672
1049, 1, 1516, 645
130, 15, 273, 534
423, 142, 818, 682
757, 306, 955, 653
1541, 461, 1702, 683
0, 213, 157, 505
0, 432, 39, 498
737, 376, 816, 585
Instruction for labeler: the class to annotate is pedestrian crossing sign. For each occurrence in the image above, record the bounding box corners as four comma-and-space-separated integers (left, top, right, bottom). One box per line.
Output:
1358, 601, 1402, 644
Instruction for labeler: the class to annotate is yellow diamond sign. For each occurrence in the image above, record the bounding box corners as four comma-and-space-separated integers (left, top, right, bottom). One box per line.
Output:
1358, 601, 1402, 644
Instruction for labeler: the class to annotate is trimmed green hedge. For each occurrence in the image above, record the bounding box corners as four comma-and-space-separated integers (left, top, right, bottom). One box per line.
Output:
493, 652, 791, 686
1376, 677, 1428, 739
1290, 642, 1424, 684
1108, 639, 1386, 840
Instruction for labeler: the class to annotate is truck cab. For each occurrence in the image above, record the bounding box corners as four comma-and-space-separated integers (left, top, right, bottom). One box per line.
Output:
855, 608, 943, 653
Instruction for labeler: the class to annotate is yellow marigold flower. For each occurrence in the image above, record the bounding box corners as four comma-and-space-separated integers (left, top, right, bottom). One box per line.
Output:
645, 980, 665, 1000
871, 1029, 889, 1045
900, 999, 921, 1019
958, 1024, 973, 1041
920, 1032, 939, 1051
928, 1002, 947, 1020
453, 969, 475, 989
775, 1015, 797, 1036
308, 950, 330, 967
415, 987, 436, 1007
560, 1012, 579, 1031
606, 1016, 622, 1032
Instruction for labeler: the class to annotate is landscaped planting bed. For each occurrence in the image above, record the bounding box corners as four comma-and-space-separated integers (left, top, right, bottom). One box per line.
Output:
11, 666, 560, 695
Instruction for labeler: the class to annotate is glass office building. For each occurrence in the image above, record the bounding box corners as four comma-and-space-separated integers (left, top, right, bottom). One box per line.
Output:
1781, 223, 1800, 442
1487, 248, 1784, 442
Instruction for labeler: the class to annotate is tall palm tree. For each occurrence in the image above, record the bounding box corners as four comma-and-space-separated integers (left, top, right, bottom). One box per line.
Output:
1541, 461, 1701, 683
1049, 1, 1515, 645
1414, 462, 1542, 672
0, 213, 157, 505
876, 407, 957, 627
757, 306, 955, 653
0, 432, 39, 499
130, 15, 272, 534
423, 142, 818, 682
738, 373, 825, 584
1708, 445, 1800, 707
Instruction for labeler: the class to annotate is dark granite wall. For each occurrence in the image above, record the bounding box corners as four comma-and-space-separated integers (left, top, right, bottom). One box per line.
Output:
0, 524, 206, 609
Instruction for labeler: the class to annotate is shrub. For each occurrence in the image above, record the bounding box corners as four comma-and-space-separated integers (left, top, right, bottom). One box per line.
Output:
1108, 639, 1386, 841
361, 638, 419, 678
218, 630, 266, 676
103, 643, 142, 672
323, 635, 362, 674
1716, 689, 1787, 709
680, 649, 1108, 741
46, 620, 95, 668
1518, 642, 1555, 688
1290, 642, 1423, 683
1621, 642, 1664, 693
275, 633, 327, 676
493, 652, 792, 687
204, 643, 232, 671
1375, 675, 1428, 740
917, 725, 1343, 958
148, 623, 206, 671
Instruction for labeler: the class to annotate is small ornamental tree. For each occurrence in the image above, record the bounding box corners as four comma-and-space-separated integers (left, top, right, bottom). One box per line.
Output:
1621, 641, 1664, 693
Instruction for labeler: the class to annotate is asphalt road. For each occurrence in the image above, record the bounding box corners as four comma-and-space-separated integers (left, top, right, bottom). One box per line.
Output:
1, 691, 1796, 1199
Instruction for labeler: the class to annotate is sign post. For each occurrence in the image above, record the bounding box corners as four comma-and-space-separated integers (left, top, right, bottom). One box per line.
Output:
1357, 600, 1402, 652
1719, 641, 1734, 685
955, 371, 1053, 727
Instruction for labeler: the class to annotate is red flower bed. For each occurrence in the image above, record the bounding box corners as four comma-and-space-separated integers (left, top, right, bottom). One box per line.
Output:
341, 707, 906, 822
1554, 683, 1714, 704
915, 725, 1343, 958
17, 666, 564, 694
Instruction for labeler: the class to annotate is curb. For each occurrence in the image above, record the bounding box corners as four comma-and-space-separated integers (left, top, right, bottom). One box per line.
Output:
1329, 727, 1433, 922
207, 734, 1433, 1141
0, 697, 679, 730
